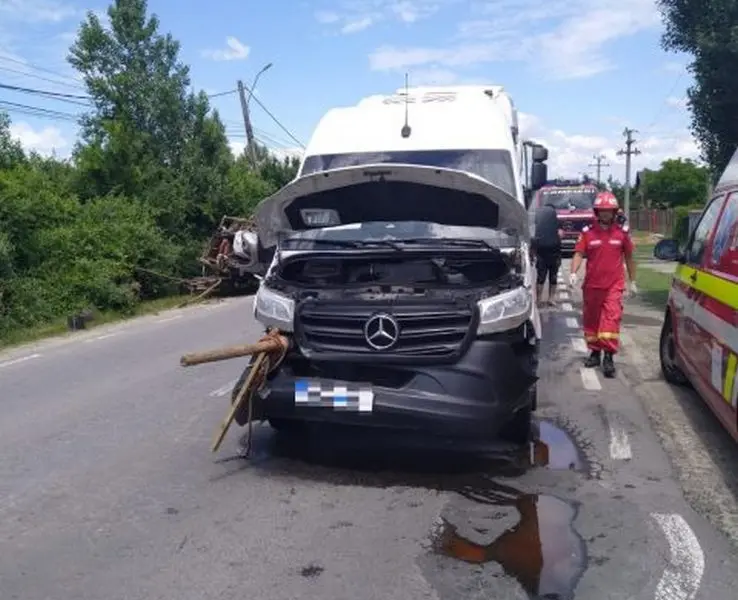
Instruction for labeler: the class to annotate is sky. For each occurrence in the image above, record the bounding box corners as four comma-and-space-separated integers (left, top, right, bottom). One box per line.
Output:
0, 0, 699, 180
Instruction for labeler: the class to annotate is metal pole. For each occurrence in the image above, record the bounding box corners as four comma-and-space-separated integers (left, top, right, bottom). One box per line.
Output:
617, 128, 640, 218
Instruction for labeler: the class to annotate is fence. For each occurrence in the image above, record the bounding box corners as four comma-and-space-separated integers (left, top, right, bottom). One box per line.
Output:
628, 209, 675, 235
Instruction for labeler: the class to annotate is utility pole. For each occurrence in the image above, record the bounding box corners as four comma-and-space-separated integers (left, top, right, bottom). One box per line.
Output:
588, 154, 609, 184
237, 62, 273, 166
237, 79, 256, 163
616, 128, 641, 218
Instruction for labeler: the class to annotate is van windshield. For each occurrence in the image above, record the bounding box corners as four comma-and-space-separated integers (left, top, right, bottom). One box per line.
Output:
300, 149, 516, 197
539, 188, 596, 210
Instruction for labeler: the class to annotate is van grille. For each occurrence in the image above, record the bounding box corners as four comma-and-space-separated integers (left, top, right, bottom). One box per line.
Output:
296, 302, 475, 358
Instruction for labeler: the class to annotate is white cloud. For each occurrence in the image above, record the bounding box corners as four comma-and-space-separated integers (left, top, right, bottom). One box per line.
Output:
202, 37, 250, 61
665, 95, 687, 109
519, 112, 700, 179
9, 121, 67, 155
316, 0, 447, 34
227, 139, 303, 162
0, 0, 77, 23
342, 16, 374, 34
369, 0, 660, 80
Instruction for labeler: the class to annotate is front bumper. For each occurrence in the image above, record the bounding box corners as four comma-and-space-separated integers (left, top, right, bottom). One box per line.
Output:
248, 337, 538, 438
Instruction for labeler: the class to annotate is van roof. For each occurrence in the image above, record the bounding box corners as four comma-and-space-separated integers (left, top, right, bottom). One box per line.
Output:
303, 85, 517, 158
715, 147, 738, 192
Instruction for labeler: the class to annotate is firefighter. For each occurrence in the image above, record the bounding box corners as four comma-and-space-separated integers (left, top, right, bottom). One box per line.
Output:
568, 192, 637, 378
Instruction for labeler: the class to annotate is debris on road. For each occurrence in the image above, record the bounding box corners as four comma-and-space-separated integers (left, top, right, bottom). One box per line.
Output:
180, 328, 289, 453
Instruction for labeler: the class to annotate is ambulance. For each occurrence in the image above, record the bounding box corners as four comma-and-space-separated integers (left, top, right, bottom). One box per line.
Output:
653, 148, 738, 442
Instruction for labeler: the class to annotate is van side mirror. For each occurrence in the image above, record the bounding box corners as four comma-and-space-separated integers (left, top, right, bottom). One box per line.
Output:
653, 239, 680, 262
531, 162, 547, 191
531, 145, 548, 162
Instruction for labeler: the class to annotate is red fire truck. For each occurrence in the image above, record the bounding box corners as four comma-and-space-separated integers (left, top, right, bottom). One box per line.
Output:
533, 180, 599, 256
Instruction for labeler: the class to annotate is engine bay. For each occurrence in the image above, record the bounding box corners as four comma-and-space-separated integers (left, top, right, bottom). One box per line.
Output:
274, 251, 517, 290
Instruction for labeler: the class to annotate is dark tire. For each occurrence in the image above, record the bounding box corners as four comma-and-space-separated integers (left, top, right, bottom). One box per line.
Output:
659, 312, 691, 387
501, 403, 533, 446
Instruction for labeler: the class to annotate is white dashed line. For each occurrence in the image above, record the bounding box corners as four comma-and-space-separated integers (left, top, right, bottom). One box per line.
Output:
652, 513, 704, 600
0, 353, 42, 369
571, 338, 588, 353
209, 379, 238, 397
561, 302, 574, 312
558, 291, 570, 300
84, 333, 117, 343
565, 317, 579, 329
155, 314, 183, 323
579, 367, 602, 390
608, 424, 632, 460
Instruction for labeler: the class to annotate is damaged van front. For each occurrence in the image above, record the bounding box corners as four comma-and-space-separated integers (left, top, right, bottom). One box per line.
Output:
243, 164, 540, 445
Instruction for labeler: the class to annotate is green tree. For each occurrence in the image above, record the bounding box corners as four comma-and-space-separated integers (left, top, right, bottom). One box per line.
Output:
639, 158, 709, 207
0, 112, 25, 170
67, 0, 235, 240
657, 0, 738, 174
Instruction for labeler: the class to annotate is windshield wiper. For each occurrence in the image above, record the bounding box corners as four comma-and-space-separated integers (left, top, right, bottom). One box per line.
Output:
282, 238, 404, 251
393, 237, 498, 251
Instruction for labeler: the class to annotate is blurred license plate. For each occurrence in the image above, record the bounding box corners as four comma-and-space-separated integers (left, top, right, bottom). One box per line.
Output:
294, 379, 374, 412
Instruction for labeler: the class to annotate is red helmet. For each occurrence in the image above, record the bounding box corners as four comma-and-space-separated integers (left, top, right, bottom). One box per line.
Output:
593, 191, 619, 211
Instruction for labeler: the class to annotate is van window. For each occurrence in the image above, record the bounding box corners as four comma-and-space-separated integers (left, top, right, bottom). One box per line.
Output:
710, 192, 738, 273
538, 188, 596, 210
301, 149, 516, 198
685, 195, 725, 266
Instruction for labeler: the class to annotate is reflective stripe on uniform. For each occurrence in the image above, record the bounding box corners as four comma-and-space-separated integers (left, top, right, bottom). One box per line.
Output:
675, 264, 738, 311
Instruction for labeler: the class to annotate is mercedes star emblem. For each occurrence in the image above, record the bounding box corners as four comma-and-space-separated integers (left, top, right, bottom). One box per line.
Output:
363, 313, 400, 350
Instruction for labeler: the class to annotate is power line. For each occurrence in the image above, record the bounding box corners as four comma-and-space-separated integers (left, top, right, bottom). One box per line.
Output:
0, 82, 91, 106
208, 88, 237, 98
0, 99, 82, 121
239, 80, 305, 148
645, 71, 685, 131
0, 55, 83, 89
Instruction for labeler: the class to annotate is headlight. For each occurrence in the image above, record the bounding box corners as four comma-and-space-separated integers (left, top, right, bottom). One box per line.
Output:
477, 286, 532, 334
254, 285, 294, 331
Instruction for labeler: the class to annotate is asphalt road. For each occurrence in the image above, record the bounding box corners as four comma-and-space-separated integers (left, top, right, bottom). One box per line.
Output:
1, 267, 737, 600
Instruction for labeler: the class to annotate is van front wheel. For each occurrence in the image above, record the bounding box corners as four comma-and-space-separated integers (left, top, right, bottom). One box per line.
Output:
659, 313, 690, 387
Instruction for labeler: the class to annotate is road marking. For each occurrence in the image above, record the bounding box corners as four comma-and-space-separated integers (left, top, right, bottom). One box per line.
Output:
561, 302, 574, 312
155, 314, 183, 323
0, 353, 42, 369
608, 424, 632, 460
571, 338, 588, 353
559, 290, 570, 300
209, 379, 238, 397
579, 367, 602, 390
652, 513, 704, 600
565, 317, 579, 329
84, 333, 117, 343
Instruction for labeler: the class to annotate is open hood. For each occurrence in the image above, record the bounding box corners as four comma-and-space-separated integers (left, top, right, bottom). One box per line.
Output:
254, 164, 527, 249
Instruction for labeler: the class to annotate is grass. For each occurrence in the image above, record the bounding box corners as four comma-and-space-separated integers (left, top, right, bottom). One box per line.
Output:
0, 294, 192, 351
635, 266, 673, 311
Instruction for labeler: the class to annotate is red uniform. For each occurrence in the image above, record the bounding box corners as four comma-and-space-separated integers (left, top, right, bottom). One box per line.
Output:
574, 221, 634, 353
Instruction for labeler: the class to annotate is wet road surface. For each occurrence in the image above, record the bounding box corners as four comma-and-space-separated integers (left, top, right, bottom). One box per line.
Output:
1, 271, 738, 600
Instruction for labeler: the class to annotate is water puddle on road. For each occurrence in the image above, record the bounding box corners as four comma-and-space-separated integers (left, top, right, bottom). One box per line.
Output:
531, 421, 584, 472
433, 479, 587, 600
